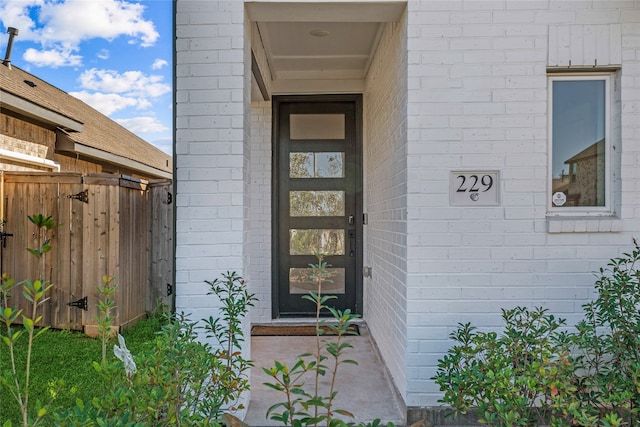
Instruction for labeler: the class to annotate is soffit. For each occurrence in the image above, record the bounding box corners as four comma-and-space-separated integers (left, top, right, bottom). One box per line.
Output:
246, 1, 406, 96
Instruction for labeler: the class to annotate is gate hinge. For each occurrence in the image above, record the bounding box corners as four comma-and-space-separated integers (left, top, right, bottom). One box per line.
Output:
68, 189, 88, 203
167, 283, 173, 296
68, 296, 88, 311
0, 231, 13, 248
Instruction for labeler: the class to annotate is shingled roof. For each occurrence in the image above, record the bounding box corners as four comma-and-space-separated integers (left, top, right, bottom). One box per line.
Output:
1, 64, 172, 178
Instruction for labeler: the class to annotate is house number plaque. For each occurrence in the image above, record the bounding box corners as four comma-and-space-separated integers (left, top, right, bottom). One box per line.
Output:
450, 171, 500, 206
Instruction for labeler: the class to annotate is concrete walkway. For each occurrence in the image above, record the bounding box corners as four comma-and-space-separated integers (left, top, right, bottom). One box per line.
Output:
243, 322, 405, 427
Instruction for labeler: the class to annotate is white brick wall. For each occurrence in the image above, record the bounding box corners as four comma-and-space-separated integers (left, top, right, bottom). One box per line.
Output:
175, 0, 640, 414
248, 101, 272, 322
175, 0, 246, 322
363, 15, 409, 401
176, 0, 252, 416
406, 0, 640, 407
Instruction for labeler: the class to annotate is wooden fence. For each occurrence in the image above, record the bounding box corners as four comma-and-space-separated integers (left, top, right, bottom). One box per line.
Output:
0, 172, 173, 334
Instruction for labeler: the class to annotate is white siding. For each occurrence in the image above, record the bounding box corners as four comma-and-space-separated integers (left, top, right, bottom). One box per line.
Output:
548, 24, 622, 67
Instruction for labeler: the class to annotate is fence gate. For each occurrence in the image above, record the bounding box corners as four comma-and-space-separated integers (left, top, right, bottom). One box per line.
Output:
0, 172, 173, 333
1, 173, 85, 330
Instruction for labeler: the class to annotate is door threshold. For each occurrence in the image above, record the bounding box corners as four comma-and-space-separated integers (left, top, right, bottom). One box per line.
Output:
251, 319, 367, 337
251, 323, 360, 336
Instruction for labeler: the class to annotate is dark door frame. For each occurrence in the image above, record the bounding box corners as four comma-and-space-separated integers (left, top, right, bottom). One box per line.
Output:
271, 94, 363, 318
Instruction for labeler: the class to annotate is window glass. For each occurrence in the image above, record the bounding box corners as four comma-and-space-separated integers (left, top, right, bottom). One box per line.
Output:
289, 267, 345, 294
290, 191, 345, 216
290, 114, 345, 140
290, 152, 344, 178
551, 78, 607, 208
289, 229, 344, 256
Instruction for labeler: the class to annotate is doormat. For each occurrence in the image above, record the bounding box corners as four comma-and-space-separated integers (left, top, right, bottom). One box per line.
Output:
251, 324, 359, 336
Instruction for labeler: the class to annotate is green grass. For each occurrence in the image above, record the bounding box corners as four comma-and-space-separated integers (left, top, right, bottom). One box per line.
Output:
0, 315, 163, 425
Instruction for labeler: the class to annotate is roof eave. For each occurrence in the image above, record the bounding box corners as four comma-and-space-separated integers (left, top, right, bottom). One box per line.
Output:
56, 130, 172, 179
1, 90, 84, 132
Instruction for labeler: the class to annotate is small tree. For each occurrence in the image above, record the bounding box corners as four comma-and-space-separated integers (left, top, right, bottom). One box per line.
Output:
204, 271, 258, 414
96, 275, 118, 365
264, 253, 360, 426
0, 214, 58, 427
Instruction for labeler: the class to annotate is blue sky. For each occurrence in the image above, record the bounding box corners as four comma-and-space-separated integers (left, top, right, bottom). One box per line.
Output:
0, 0, 173, 155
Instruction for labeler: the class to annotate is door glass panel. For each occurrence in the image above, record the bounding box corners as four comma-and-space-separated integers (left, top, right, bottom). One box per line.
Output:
290, 114, 345, 140
289, 229, 345, 255
289, 267, 346, 294
316, 153, 344, 177
290, 152, 344, 178
290, 191, 345, 216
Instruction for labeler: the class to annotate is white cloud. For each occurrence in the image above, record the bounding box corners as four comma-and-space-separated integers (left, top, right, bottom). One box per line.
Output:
70, 90, 139, 116
152, 59, 167, 70
0, 0, 42, 40
136, 98, 152, 110
97, 49, 110, 60
79, 68, 170, 98
70, 68, 169, 119
0, 0, 158, 67
39, 0, 158, 46
23, 46, 82, 67
116, 116, 168, 134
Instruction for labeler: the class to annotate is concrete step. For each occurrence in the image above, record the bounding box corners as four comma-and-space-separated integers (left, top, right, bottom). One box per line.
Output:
243, 323, 405, 427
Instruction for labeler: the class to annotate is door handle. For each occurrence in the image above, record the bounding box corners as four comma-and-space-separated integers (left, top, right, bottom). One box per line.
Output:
348, 230, 356, 257
348, 215, 355, 256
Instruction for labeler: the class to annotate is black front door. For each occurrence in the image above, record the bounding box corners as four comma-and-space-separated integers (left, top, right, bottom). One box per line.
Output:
273, 95, 362, 317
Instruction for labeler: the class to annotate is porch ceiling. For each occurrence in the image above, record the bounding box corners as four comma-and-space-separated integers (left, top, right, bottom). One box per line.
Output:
246, 1, 406, 97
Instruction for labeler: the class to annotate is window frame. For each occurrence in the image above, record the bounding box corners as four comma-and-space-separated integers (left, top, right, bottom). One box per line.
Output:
547, 73, 613, 216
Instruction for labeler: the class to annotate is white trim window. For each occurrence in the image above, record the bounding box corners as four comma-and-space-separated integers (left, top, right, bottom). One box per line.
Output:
548, 74, 611, 214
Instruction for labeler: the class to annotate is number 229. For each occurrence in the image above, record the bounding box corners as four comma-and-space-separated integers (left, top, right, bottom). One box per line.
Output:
456, 174, 493, 192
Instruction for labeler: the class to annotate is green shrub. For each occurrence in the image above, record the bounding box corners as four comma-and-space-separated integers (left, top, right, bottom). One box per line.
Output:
55, 314, 227, 426
435, 243, 640, 427
54, 272, 255, 427
433, 306, 577, 426
571, 241, 640, 426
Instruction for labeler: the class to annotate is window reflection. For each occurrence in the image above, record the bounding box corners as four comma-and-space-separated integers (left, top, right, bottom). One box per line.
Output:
289, 229, 345, 255
289, 267, 345, 294
551, 79, 606, 207
290, 152, 344, 178
290, 191, 345, 216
